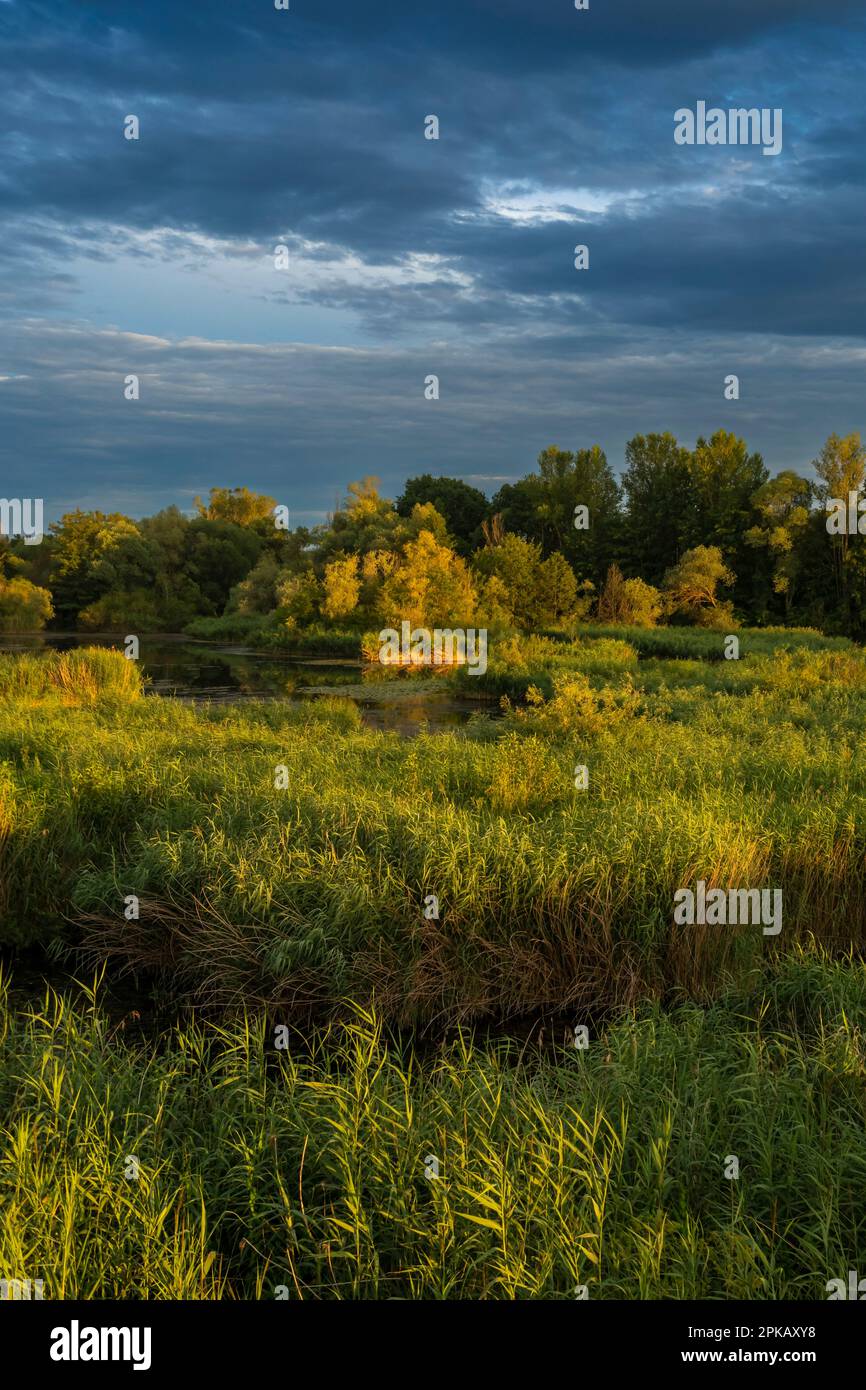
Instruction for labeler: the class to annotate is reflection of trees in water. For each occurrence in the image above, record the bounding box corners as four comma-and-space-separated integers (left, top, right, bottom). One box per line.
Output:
0, 635, 487, 731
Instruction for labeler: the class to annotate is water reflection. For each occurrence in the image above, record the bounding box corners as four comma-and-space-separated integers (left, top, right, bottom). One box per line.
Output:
0, 632, 496, 736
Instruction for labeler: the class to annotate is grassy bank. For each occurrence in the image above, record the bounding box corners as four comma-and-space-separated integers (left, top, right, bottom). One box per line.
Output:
573, 625, 853, 662
2, 639, 865, 1300
0, 647, 142, 703
184, 614, 363, 658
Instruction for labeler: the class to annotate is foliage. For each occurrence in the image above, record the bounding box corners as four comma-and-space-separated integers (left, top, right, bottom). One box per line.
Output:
16, 430, 866, 640
0, 575, 53, 631
1, 965, 865, 1298
596, 564, 663, 627
379, 530, 478, 630
321, 554, 361, 621
194, 486, 278, 527
662, 545, 737, 629
395, 474, 488, 554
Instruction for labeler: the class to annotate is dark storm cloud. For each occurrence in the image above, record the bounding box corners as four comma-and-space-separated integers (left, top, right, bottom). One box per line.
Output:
7, 0, 862, 77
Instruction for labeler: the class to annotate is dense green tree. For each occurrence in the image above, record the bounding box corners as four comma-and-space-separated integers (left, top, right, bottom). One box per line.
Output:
492, 446, 620, 586
620, 433, 695, 586
0, 575, 53, 631
811, 433, 866, 617
0, 538, 23, 579
185, 519, 263, 615
47, 511, 141, 628
488, 476, 543, 544
79, 588, 164, 632
473, 534, 543, 628
137, 507, 205, 628
534, 551, 580, 626
396, 475, 488, 555
537, 445, 620, 581
139, 507, 190, 572
688, 431, 768, 609
228, 552, 282, 616
88, 531, 160, 595
745, 472, 812, 620
472, 533, 590, 629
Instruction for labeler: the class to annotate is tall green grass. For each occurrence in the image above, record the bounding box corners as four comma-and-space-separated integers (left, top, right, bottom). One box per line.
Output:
574, 625, 852, 662
184, 614, 363, 657
0, 647, 142, 704
1, 953, 863, 1299
2, 645, 866, 1020
2, 637, 866, 1301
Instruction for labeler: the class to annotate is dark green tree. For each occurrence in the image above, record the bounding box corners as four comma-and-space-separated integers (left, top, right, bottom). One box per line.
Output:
621, 433, 695, 587
396, 475, 488, 555
184, 519, 263, 615
688, 430, 768, 610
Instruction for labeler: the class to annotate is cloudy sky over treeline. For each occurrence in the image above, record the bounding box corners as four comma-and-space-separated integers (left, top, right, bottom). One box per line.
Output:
2, 0, 865, 521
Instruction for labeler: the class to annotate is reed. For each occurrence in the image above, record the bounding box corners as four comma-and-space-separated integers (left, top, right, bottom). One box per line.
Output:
0, 954, 863, 1299
2, 642, 866, 1021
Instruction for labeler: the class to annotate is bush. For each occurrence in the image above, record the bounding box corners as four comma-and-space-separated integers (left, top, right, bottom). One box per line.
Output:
79, 588, 164, 632
596, 564, 662, 627
0, 575, 53, 631
503, 670, 644, 738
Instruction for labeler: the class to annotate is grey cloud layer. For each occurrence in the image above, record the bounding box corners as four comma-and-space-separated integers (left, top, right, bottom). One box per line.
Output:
0, 0, 864, 512
4, 318, 864, 523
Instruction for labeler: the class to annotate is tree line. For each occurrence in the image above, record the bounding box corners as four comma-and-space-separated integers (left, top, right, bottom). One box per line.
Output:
1, 429, 864, 636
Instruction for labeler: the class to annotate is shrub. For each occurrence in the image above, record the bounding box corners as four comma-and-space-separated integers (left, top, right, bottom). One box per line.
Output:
504, 670, 643, 738
0, 575, 53, 631
596, 564, 663, 627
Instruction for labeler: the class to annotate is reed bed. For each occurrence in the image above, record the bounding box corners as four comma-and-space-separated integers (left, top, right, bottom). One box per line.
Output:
1, 644, 865, 1021
0, 647, 142, 704
0, 954, 863, 1299
2, 637, 865, 1299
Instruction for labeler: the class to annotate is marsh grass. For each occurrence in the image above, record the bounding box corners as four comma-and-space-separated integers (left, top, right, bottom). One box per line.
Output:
574, 624, 852, 662
0, 647, 142, 704
0, 955, 863, 1299
2, 630, 866, 1299
2, 643, 866, 1019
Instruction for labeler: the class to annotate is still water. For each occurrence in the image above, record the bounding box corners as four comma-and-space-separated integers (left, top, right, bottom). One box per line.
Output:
1, 632, 497, 737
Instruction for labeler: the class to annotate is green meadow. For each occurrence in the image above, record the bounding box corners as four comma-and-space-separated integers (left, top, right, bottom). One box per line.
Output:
1, 630, 865, 1298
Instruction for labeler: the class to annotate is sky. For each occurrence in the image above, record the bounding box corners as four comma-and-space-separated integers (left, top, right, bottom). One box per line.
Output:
1, 0, 865, 524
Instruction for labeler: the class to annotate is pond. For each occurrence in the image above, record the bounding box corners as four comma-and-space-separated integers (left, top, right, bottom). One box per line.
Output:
0, 632, 498, 736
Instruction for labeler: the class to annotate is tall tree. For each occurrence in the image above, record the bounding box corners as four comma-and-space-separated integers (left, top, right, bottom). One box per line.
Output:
621, 433, 695, 586
395, 475, 488, 555
47, 510, 141, 628
195, 487, 278, 527
663, 545, 737, 629
491, 445, 620, 586
184, 519, 263, 615
744, 471, 812, 621
317, 477, 401, 560
811, 432, 866, 617
688, 430, 768, 609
